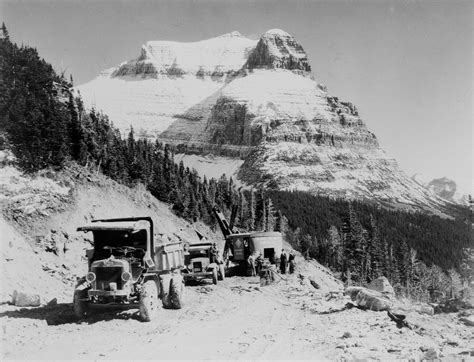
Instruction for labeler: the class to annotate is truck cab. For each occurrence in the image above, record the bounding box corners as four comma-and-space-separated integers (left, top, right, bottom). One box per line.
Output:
182, 243, 225, 284
74, 217, 185, 322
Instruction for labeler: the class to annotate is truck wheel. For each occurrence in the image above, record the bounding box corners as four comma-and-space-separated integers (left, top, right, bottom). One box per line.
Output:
218, 264, 226, 281
160, 274, 172, 309
169, 274, 185, 309
139, 280, 159, 322
212, 268, 218, 285
73, 285, 89, 319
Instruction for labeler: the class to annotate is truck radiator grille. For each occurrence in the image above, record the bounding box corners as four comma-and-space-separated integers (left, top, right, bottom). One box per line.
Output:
93, 267, 123, 290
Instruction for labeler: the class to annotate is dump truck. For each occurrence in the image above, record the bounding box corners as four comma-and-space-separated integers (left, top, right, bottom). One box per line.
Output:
182, 242, 225, 284
74, 217, 185, 322
213, 207, 283, 275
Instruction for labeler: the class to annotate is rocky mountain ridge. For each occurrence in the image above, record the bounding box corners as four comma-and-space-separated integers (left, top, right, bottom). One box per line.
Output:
77, 29, 452, 213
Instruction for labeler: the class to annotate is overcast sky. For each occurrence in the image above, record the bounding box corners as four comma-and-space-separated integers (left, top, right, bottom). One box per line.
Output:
2, 0, 472, 193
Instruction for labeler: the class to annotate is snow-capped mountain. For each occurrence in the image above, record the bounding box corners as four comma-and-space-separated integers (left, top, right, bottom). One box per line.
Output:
77, 29, 452, 213
411, 174, 470, 206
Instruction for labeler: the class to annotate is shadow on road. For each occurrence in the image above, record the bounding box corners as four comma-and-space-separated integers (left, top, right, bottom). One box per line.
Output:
0, 303, 141, 325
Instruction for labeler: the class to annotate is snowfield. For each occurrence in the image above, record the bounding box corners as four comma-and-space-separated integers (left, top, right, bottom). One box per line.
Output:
77, 75, 225, 137
139, 31, 257, 74
174, 153, 244, 181
221, 70, 332, 121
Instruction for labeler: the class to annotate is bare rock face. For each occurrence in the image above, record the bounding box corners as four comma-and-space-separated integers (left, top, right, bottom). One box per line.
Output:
246, 29, 311, 72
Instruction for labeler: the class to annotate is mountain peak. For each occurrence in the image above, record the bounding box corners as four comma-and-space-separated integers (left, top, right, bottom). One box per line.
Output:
111, 31, 256, 78
247, 29, 311, 72
264, 29, 292, 37
220, 31, 243, 37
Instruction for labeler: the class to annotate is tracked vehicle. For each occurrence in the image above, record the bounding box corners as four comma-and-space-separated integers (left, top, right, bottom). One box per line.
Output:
74, 217, 185, 322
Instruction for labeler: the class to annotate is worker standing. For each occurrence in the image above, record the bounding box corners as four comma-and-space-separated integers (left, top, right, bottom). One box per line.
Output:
247, 254, 256, 276
210, 243, 219, 264
288, 253, 295, 274
280, 249, 287, 274
255, 253, 264, 275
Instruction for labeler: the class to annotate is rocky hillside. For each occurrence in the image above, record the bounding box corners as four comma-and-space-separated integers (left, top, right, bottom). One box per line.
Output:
0, 161, 221, 304
77, 29, 451, 213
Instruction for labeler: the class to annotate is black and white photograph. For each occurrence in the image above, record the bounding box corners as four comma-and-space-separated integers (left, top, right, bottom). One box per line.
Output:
0, 0, 472, 359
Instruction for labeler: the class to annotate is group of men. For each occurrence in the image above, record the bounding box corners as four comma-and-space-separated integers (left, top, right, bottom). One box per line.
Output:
279, 249, 296, 275
247, 249, 296, 276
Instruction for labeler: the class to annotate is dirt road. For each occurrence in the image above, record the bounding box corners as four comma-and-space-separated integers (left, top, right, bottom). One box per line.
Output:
1, 275, 472, 360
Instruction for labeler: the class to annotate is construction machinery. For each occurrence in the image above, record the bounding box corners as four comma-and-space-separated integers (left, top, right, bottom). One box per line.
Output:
212, 207, 283, 275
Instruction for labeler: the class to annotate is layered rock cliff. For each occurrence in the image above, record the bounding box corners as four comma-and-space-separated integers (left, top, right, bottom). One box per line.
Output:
77, 29, 451, 212
246, 29, 311, 72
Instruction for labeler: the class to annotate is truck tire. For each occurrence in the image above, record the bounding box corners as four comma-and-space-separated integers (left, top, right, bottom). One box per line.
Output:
169, 274, 185, 309
212, 268, 218, 285
73, 285, 89, 319
160, 274, 172, 309
139, 280, 159, 322
218, 264, 226, 281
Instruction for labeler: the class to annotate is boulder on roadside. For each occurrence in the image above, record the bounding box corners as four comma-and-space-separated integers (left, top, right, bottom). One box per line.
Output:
367, 276, 395, 299
417, 305, 434, 315
423, 347, 438, 360
12, 290, 41, 307
344, 286, 392, 311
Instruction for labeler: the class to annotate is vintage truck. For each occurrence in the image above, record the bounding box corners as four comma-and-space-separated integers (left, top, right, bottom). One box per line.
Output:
182, 242, 225, 285
74, 217, 185, 322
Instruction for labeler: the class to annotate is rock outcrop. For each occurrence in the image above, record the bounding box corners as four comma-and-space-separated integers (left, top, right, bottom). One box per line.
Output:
246, 29, 311, 72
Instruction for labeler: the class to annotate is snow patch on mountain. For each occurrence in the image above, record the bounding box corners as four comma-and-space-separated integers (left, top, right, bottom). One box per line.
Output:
77, 75, 225, 137
114, 32, 257, 78
221, 70, 330, 120
174, 153, 243, 181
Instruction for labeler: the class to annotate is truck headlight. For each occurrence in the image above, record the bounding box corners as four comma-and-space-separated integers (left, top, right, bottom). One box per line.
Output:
86, 272, 96, 283
121, 271, 132, 282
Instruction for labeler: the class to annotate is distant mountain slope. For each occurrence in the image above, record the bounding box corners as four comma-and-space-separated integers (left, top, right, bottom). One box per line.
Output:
77, 29, 451, 213
411, 174, 470, 206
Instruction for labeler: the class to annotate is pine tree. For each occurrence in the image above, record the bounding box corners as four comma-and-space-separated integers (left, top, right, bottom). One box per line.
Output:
301, 234, 313, 259
327, 225, 343, 270
1, 22, 9, 40
448, 268, 463, 299
246, 189, 256, 231
266, 198, 276, 231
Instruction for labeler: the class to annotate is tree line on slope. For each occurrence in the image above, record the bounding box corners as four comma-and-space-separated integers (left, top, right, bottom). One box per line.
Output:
268, 190, 472, 301
1, 24, 471, 303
